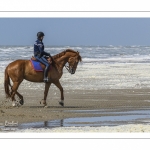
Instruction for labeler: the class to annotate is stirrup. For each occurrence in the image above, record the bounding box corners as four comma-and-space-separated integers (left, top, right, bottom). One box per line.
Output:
43, 77, 50, 83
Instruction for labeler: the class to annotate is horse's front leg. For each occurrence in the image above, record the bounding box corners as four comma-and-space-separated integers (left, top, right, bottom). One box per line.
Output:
53, 80, 64, 106
40, 82, 51, 107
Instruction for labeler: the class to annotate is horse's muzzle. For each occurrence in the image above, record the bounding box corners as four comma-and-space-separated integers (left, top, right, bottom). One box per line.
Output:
70, 68, 75, 74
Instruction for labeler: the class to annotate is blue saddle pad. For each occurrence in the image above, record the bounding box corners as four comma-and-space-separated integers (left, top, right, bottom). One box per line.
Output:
30, 60, 43, 72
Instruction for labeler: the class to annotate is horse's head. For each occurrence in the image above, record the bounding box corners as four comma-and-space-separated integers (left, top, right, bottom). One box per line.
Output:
66, 50, 82, 74
53, 49, 82, 74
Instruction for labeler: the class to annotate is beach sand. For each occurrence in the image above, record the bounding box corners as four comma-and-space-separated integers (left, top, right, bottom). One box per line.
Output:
1, 88, 150, 125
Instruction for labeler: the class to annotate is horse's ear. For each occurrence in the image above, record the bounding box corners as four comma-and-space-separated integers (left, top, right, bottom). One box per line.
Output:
77, 51, 79, 54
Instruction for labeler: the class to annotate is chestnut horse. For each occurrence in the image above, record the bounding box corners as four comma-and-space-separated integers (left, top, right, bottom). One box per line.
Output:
4, 49, 82, 107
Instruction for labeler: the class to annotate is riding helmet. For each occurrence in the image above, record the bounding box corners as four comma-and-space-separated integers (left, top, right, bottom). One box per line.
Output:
37, 32, 45, 39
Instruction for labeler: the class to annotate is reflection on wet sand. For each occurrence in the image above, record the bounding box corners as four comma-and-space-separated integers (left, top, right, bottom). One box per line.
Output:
17, 109, 150, 130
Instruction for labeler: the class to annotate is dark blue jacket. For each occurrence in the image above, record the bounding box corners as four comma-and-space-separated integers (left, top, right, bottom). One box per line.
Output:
34, 39, 50, 58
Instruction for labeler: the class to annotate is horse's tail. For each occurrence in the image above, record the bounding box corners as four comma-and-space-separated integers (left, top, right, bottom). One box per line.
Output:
4, 67, 11, 98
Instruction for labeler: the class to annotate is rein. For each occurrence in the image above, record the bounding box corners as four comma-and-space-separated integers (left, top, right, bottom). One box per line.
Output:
65, 64, 70, 72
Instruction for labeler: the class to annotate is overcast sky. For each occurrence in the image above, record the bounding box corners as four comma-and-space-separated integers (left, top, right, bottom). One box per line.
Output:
1, 18, 150, 46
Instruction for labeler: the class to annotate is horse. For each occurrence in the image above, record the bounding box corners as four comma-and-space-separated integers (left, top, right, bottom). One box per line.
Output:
4, 49, 82, 107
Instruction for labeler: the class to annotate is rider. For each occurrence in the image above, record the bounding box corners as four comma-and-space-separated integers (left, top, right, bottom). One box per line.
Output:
34, 32, 51, 83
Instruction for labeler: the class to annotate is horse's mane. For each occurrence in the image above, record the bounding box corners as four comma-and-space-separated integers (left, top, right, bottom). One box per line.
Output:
52, 50, 66, 59
52, 49, 82, 62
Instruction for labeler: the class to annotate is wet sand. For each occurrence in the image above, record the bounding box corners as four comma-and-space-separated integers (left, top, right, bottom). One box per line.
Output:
1, 88, 150, 125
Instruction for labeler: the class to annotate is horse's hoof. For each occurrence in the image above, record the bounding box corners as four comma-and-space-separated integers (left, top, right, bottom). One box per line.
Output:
12, 102, 16, 107
44, 105, 48, 108
59, 102, 64, 107
19, 99, 24, 105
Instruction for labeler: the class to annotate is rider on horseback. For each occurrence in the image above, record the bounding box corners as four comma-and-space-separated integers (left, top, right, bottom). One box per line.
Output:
34, 32, 51, 83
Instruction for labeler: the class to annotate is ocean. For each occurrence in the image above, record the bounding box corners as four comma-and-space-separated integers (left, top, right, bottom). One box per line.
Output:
1, 45, 150, 90
1, 45, 150, 65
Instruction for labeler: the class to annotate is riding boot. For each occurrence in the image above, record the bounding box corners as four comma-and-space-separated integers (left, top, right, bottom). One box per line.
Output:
43, 66, 50, 83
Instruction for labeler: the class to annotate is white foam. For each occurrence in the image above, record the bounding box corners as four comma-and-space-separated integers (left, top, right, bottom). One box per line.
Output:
82, 55, 150, 63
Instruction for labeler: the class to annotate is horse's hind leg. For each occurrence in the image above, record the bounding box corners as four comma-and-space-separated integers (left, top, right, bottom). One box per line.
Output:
11, 81, 22, 106
16, 91, 24, 105
10, 87, 24, 105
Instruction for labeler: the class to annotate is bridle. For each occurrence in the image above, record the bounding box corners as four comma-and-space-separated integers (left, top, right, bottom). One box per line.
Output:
65, 56, 78, 74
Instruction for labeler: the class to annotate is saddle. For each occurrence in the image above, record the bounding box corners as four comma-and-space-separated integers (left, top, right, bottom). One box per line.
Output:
30, 56, 52, 72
